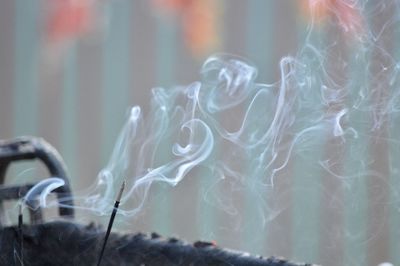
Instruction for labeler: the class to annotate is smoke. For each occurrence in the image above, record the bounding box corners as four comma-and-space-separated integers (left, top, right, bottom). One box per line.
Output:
23, 177, 65, 210
85, 0, 397, 230
20, 1, 400, 264
87, 46, 368, 216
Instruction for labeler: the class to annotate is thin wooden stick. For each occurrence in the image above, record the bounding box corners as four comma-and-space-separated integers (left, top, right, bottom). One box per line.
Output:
97, 181, 125, 266
18, 202, 24, 266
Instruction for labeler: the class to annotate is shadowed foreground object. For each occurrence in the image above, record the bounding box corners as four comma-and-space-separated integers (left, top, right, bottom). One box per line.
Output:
0, 136, 74, 224
1, 221, 313, 266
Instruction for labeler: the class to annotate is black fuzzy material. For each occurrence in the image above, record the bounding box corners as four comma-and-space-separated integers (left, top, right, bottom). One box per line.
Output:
0, 221, 315, 266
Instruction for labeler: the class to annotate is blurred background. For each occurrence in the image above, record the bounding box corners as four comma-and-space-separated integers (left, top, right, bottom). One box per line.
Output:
0, 1, 399, 266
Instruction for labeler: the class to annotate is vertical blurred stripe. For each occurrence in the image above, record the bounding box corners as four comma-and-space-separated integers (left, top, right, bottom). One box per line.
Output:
10, 0, 40, 185
196, 170, 216, 242
366, 4, 393, 264
318, 26, 350, 265
291, 31, 327, 264
62, 44, 78, 184
0, 1, 14, 138
343, 116, 368, 265
389, 23, 400, 264
13, 0, 40, 136
291, 141, 323, 263
291, 10, 310, 263
246, 0, 273, 81
155, 18, 177, 87
389, 114, 400, 263
342, 48, 369, 265
192, 0, 225, 247
244, 0, 274, 255
151, 16, 177, 236
101, 0, 132, 164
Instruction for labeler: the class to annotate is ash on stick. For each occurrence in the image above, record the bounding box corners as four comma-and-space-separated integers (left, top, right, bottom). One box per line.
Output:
97, 181, 125, 266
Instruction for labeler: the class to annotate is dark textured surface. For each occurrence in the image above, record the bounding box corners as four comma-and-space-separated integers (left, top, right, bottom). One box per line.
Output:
0, 221, 315, 266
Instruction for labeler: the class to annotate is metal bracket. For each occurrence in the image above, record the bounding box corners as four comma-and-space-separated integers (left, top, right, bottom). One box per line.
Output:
0, 136, 74, 225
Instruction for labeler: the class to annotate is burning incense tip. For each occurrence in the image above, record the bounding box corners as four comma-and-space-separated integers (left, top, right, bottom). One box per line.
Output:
18, 202, 22, 218
116, 180, 125, 202
96, 180, 125, 266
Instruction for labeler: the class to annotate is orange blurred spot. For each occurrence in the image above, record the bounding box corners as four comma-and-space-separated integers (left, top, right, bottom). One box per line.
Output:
152, 0, 190, 13
183, 0, 219, 57
47, 0, 94, 44
300, 0, 364, 36
153, 0, 219, 57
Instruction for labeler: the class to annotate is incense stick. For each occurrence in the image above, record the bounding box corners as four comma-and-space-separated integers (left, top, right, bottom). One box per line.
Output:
96, 181, 125, 266
18, 202, 24, 266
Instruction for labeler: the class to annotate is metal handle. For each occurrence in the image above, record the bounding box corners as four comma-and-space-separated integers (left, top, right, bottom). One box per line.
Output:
0, 136, 74, 224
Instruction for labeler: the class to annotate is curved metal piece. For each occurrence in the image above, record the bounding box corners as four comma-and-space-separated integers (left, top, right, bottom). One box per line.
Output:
0, 136, 74, 219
